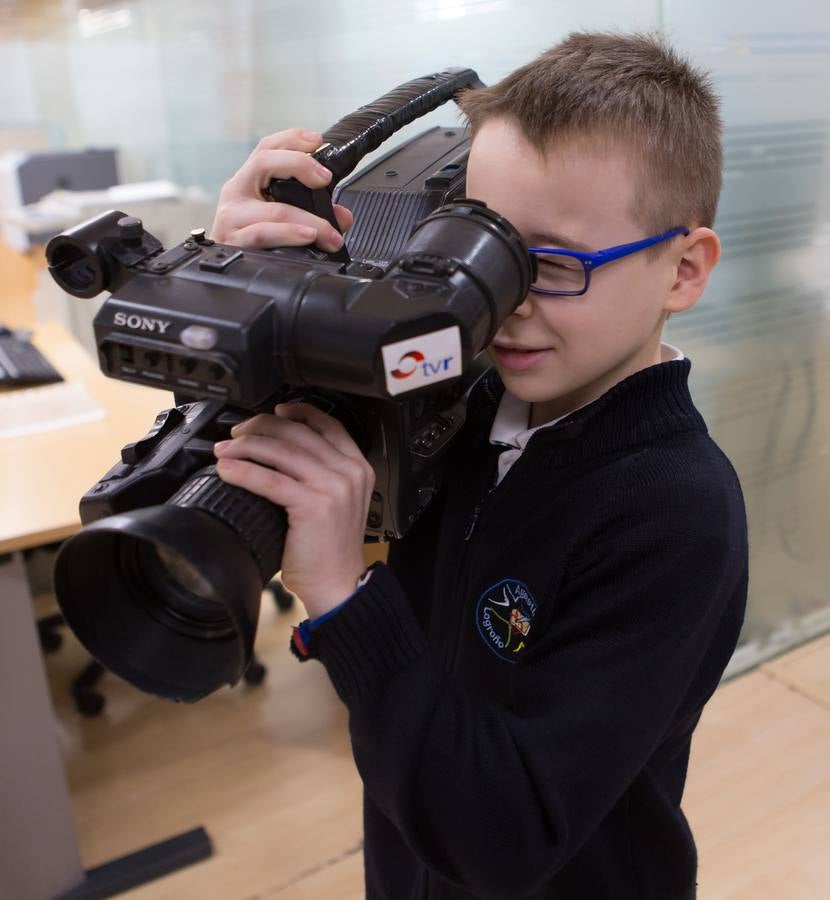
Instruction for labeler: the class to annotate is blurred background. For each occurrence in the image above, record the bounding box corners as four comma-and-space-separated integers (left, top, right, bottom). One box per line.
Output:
2, 3, 830, 899
3, 0, 829, 673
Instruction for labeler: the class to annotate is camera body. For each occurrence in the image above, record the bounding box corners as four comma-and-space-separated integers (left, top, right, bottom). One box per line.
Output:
51, 126, 528, 541
42, 70, 535, 701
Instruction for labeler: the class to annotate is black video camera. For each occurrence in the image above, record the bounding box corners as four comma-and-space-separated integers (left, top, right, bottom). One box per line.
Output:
44, 69, 533, 702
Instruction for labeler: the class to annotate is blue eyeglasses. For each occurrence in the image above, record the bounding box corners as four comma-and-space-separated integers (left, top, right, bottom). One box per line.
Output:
528, 226, 689, 297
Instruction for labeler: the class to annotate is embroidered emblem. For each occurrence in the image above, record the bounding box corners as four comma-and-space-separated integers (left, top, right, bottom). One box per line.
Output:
475, 578, 538, 663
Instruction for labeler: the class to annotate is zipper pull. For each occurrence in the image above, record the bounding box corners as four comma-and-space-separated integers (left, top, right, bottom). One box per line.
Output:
464, 503, 482, 541
464, 483, 495, 541
463, 449, 504, 542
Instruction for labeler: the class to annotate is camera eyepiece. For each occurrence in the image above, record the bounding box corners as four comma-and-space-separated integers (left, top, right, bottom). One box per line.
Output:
46, 209, 162, 299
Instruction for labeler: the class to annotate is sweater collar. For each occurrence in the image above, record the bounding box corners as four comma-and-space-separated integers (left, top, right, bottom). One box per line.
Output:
475, 357, 707, 466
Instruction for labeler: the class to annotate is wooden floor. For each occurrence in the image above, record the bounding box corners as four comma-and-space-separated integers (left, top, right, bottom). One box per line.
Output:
37, 584, 830, 900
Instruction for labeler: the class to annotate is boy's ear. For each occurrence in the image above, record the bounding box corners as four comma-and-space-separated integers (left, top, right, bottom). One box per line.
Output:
665, 227, 721, 314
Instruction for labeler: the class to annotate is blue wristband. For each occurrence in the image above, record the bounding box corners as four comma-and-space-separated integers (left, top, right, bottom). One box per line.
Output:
290, 568, 375, 660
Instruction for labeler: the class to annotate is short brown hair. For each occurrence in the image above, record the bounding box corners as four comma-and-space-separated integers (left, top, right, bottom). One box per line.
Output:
458, 32, 723, 238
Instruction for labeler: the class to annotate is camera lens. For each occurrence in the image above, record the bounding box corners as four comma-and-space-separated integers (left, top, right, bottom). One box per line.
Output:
132, 541, 235, 641
151, 544, 217, 602
53, 504, 269, 701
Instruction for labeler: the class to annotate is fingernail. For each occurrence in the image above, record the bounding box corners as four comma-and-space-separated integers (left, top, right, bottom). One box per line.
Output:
298, 225, 317, 239
302, 130, 322, 142
214, 440, 231, 452
230, 423, 243, 434
315, 163, 332, 180
330, 231, 344, 249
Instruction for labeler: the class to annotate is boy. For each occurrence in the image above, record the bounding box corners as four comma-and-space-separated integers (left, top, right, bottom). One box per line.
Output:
210, 32, 748, 900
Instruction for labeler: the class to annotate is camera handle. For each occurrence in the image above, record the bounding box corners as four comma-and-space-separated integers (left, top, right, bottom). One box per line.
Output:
267, 177, 351, 264
267, 68, 483, 267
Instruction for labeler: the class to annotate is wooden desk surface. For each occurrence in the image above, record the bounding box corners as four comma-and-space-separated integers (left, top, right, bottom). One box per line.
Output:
0, 237, 40, 328
0, 321, 174, 553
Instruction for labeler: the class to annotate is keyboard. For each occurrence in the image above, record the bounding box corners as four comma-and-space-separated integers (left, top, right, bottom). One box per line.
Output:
0, 334, 64, 387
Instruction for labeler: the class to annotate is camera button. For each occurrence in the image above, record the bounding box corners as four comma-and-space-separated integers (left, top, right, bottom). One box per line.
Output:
181, 325, 219, 351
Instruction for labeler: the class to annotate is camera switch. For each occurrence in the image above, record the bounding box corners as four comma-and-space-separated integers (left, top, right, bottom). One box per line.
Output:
121, 407, 185, 464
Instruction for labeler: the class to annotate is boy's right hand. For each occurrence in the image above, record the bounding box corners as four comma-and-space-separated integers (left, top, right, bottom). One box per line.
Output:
210, 128, 353, 254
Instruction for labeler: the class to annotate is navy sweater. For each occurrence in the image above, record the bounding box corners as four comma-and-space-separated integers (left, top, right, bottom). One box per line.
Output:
295, 357, 748, 900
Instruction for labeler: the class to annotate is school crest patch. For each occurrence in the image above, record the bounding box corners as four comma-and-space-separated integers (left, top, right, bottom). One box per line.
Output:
475, 578, 538, 663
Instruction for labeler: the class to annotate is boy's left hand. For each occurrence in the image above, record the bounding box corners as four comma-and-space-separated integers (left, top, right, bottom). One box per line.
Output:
213, 402, 375, 620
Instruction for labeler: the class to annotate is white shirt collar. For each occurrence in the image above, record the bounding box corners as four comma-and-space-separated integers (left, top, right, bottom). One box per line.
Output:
488, 341, 685, 453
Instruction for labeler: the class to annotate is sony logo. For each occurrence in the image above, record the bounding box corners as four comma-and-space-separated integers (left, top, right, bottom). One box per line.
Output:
113, 312, 172, 334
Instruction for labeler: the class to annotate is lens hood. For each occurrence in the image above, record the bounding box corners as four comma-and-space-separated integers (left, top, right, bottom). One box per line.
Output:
54, 505, 264, 701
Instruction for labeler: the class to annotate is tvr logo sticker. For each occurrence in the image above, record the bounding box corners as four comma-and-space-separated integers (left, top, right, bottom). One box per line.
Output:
390, 350, 424, 379
381, 326, 462, 396
390, 350, 456, 380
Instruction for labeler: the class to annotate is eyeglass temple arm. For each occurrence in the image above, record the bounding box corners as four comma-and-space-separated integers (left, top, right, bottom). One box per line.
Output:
589, 227, 690, 268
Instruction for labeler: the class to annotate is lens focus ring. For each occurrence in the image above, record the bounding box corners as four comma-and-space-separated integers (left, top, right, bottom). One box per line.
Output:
167, 466, 287, 583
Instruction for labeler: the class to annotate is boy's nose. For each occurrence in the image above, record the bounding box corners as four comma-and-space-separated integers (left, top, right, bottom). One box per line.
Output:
510, 295, 534, 318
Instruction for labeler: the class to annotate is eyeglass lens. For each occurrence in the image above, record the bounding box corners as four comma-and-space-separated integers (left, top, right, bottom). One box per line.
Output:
531, 252, 587, 294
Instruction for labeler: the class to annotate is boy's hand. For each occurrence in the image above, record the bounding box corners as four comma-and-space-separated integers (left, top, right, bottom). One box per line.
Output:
210, 127, 354, 254
213, 402, 374, 620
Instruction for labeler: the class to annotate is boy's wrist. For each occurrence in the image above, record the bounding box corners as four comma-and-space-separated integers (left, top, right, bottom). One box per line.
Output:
290, 565, 377, 662
299, 568, 367, 620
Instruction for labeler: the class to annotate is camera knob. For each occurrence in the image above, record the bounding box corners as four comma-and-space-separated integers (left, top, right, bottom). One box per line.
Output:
118, 216, 144, 242
188, 227, 214, 247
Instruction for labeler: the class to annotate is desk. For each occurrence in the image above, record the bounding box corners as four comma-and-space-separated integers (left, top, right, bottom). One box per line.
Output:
0, 321, 175, 899
0, 237, 39, 328
1, 322, 175, 551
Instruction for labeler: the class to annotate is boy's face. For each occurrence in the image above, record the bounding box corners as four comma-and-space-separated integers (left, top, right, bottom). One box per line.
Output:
465, 117, 681, 425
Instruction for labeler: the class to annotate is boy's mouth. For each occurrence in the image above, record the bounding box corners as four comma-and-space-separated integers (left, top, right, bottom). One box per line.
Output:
492, 344, 550, 370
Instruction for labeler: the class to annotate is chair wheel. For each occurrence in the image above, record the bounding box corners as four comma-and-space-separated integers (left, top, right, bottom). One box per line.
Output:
38, 614, 65, 654
74, 688, 105, 717
41, 630, 63, 653
267, 581, 295, 612
244, 661, 267, 685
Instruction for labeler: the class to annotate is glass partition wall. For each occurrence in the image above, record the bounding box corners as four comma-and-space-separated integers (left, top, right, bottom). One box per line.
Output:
1, 0, 828, 676
665, 2, 830, 674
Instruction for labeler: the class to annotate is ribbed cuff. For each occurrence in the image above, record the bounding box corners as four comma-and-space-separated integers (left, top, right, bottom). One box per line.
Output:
307, 562, 429, 704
